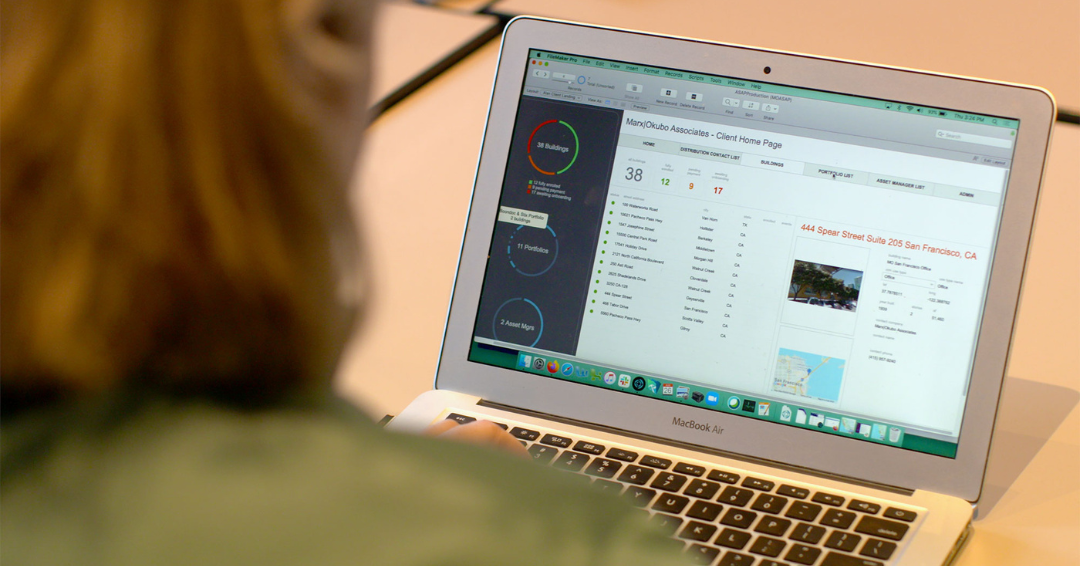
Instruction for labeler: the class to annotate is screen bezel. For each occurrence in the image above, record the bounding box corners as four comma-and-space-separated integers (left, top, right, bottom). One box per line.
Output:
434, 16, 1056, 503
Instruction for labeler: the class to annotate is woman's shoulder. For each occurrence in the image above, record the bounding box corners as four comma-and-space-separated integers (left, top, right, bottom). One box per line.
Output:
1, 394, 685, 566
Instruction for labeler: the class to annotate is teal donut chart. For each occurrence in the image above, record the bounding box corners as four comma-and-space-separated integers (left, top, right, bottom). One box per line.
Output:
491, 297, 544, 347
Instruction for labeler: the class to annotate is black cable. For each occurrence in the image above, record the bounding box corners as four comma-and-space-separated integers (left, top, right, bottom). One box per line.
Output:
368, 13, 510, 120
1057, 109, 1079, 125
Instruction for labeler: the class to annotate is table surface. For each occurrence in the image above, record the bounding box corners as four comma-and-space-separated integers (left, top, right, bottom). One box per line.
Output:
336, 4, 1080, 564
370, 1, 496, 106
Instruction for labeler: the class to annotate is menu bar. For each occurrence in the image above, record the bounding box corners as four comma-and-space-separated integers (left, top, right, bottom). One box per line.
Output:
528, 49, 1021, 130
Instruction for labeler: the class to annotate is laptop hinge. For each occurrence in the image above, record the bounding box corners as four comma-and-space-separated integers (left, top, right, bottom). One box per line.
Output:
479, 399, 916, 497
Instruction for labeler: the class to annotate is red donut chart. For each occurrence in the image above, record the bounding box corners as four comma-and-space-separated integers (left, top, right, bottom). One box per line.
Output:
527, 119, 580, 175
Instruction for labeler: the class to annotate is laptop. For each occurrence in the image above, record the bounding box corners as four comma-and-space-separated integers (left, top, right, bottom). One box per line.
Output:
386, 16, 1056, 565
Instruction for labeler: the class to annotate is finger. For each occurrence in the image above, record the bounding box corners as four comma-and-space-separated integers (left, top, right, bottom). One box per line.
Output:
423, 419, 460, 436
441, 421, 529, 458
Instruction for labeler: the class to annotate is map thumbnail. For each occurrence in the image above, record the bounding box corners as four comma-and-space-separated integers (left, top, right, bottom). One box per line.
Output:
772, 348, 845, 403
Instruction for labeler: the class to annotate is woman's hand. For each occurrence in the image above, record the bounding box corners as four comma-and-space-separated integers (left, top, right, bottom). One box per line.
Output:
424, 419, 530, 457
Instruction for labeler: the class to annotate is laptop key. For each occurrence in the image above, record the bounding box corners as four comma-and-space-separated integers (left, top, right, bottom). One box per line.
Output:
788, 522, 826, 544
754, 516, 792, 537
684, 478, 722, 500
812, 492, 846, 507
652, 493, 691, 514
715, 528, 752, 550
777, 485, 810, 499
566, 472, 592, 486
540, 434, 572, 448
584, 458, 622, 479
606, 448, 639, 462
749, 535, 787, 557
685, 544, 720, 565
658, 536, 686, 554
674, 462, 707, 477
686, 500, 724, 522
622, 486, 657, 507
678, 521, 719, 542
821, 552, 885, 566
854, 516, 910, 541
509, 427, 540, 441
847, 500, 881, 514
785, 501, 823, 522
707, 470, 741, 484
640, 455, 673, 469
617, 465, 656, 486
759, 561, 787, 566
718, 552, 755, 566
751, 493, 789, 514
650, 472, 690, 492
824, 531, 861, 552
718, 486, 755, 507
720, 509, 757, 529
592, 479, 622, 495
785, 543, 822, 565
573, 440, 605, 455
821, 508, 857, 529
650, 513, 684, 536
860, 538, 897, 560
883, 507, 918, 522
527, 444, 559, 464
742, 477, 775, 491
492, 422, 508, 430
444, 413, 476, 425
552, 451, 589, 472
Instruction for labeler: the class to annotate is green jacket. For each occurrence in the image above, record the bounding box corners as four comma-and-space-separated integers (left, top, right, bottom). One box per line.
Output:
1, 392, 688, 565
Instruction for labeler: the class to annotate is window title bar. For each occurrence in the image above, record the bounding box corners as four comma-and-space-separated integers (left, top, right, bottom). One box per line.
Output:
528, 50, 1020, 129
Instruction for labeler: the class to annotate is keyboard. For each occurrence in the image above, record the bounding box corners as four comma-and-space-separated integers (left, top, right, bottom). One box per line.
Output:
445, 413, 920, 566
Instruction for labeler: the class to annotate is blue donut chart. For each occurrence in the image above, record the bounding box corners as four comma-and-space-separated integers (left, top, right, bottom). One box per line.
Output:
507, 225, 559, 277
492, 297, 544, 348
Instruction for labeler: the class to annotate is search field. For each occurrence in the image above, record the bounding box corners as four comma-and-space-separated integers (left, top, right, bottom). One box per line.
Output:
935, 130, 1012, 149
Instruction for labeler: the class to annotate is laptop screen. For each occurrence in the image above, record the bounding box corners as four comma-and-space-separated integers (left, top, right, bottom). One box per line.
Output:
467, 49, 1020, 459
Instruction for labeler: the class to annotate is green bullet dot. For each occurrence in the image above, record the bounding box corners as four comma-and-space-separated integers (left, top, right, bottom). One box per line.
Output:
601, 250, 605, 254
599, 260, 603, 264
592, 299, 595, 303
597, 270, 601, 273
605, 230, 609, 234
603, 240, 607, 244
609, 211, 613, 215
611, 200, 615, 204
589, 309, 593, 313
593, 290, 597, 293
607, 221, 611, 224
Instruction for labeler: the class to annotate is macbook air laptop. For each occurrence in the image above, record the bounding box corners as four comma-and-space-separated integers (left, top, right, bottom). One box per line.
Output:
387, 16, 1056, 565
